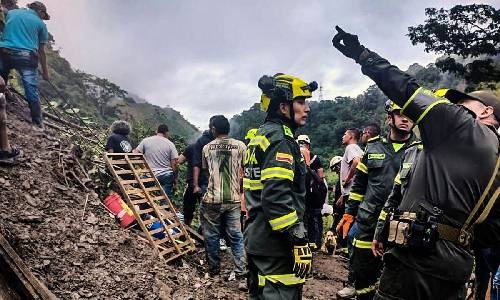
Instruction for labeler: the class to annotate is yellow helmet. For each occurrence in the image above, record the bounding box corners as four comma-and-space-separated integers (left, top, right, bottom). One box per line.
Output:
245, 128, 258, 141
258, 73, 318, 112
385, 100, 402, 113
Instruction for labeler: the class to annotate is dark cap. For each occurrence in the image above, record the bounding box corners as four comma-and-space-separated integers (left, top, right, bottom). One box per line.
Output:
436, 89, 500, 121
28, 1, 50, 20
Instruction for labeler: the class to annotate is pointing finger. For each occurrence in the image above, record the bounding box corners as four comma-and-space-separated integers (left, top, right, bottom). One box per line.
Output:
335, 25, 346, 34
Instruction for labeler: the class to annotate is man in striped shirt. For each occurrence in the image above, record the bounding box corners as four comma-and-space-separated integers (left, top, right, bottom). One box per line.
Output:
201, 115, 247, 278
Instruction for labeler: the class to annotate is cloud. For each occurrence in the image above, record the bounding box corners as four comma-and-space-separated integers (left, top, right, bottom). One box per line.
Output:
22, 0, 499, 128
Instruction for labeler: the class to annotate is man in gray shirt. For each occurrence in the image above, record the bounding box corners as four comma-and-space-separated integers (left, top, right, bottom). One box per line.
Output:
134, 124, 178, 201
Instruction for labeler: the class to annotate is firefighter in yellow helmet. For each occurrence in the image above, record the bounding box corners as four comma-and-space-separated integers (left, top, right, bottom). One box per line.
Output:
244, 73, 317, 299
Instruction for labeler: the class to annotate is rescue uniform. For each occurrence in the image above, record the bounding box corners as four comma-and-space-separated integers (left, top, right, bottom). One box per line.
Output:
244, 117, 308, 299
355, 49, 499, 299
373, 141, 423, 242
346, 134, 416, 299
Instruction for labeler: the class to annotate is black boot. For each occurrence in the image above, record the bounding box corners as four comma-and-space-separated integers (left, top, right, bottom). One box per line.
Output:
28, 101, 43, 128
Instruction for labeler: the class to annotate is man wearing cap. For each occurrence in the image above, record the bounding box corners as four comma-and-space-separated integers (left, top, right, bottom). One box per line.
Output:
332, 26, 499, 299
0, 1, 50, 129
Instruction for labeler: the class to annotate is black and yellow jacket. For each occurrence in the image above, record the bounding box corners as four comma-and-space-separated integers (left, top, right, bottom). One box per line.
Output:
346, 134, 417, 247
357, 49, 499, 283
373, 141, 423, 242
243, 117, 307, 257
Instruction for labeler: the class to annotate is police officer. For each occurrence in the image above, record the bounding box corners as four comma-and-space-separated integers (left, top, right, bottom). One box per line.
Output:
332, 26, 499, 299
337, 101, 416, 299
244, 73, 317, 299
372, 140, 423, 257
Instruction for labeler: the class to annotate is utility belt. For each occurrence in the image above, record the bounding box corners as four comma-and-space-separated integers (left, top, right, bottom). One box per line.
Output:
385, 205, 470, 250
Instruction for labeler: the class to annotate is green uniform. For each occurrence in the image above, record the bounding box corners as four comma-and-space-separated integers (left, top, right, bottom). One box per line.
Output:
355, 49, 499, 300
346, 135, 416, 299
244, 117, 307, 299
373, 142, 423, 242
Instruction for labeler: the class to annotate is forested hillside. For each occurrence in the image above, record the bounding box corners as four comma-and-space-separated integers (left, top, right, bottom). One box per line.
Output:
229, 59, 500, 159
21, 35, 200, 143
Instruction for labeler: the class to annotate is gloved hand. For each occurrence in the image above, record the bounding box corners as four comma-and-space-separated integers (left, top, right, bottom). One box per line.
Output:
331, 26, 365, 62
293, 244, 313, 278
285, 222, 308, 245
335, 213, 354, 239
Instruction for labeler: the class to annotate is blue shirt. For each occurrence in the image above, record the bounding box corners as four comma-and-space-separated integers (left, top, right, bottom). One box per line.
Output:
0, 8, 48, 52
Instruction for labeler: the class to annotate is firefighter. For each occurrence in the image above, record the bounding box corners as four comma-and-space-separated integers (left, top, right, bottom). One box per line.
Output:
244, 73, 317, 299
336, 100, 416, 299
332, 26, 499, 300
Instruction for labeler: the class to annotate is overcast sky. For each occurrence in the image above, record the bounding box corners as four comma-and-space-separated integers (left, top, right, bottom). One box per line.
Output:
18, 0, 497, 129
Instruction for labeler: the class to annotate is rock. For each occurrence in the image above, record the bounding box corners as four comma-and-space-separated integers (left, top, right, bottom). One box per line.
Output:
0, 177, 5, 185
54, 184, 68, 191
85, 213, 99, 225
25, 194, 39, 207
22, 180, 30, 189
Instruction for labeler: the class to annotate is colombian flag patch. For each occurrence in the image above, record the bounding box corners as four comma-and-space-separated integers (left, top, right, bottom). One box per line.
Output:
276, 152, 293, 164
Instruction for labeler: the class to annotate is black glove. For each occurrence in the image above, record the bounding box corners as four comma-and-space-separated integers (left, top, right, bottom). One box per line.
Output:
332, 26, 365, 62
286, 222, 308, 246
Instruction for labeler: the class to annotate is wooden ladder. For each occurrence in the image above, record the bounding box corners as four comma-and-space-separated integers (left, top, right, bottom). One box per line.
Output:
104, 153, 195, 263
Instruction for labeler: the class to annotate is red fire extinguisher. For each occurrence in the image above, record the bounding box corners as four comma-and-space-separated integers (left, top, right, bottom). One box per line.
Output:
103, 193, 136, 228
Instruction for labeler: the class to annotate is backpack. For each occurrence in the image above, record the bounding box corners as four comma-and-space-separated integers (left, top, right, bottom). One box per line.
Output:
306, 155, 328, 209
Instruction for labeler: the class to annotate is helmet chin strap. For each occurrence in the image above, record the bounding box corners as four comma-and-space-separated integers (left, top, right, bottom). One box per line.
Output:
390, 114, 412, 135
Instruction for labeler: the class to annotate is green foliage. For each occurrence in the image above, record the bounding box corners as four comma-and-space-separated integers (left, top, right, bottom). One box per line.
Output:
407, 4, 500, 84
38, 43, 199, 142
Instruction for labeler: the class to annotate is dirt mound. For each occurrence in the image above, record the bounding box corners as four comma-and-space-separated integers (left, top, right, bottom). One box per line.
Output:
0, 96, 346, 299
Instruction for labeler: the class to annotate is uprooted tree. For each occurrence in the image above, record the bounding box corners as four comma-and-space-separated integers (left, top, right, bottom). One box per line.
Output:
407, 4, 500, 87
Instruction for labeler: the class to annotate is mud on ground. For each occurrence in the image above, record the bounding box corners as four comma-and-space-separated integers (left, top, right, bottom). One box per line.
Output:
0, 97, 347, 299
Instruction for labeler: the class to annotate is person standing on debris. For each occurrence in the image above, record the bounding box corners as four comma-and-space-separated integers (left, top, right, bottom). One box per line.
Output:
105, 120, 132, 153
338, 101, 416, 300
193, 117, 216, 196
0, 76, 19, 164
200, 115, 247, 278
332, 26, 499, 300
335, 128, 363, 254
335, 124, 378, 298
0, 1, 50, 129
134, 124, 178, 201
244, 73, 317, 299
297, 134, 326, 250
177, 143, 200, 226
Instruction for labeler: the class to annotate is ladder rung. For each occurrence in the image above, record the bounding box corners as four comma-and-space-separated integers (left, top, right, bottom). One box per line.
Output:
154, 236, 172, 246
145, 186, 161, 192
120, 179, 138, 185
130, 198, 148, 205
108, 159, 129, 165
149, 227, 165, 236
128, 159, 147, 164
139, 177, 156, 183
142, 217, 159, 226
159, 247, 176, 257
158, 211, 175, 219
134, 168, 150, 174
137, 207, 155, 214
115, 169, 133, 175
152, 195, 165, 202
125, 188, 143, 195
176, 240, 195, 250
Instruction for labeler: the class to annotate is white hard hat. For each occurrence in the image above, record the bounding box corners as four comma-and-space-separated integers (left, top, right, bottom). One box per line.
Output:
296, 134, 310, 144
329, 156, 342, 168
321, 204, 333, 215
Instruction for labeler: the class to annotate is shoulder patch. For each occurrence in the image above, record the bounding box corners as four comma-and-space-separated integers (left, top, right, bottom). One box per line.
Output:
282, 125, 293, 138
276, 152, 293, 164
